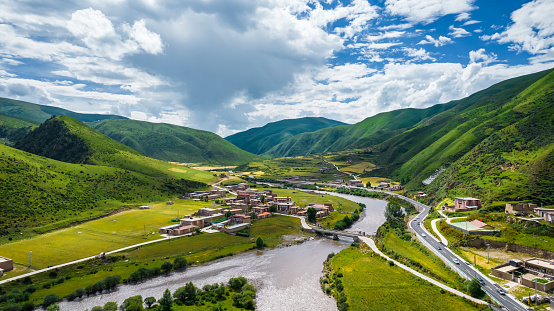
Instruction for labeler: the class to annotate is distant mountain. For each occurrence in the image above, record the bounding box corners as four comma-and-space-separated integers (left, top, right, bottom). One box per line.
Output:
265, 105, 451, 157
15, 115, 216, 182
0, 113, 40, 145
225, 117, 346, 155
0, 97, 126, 123
90, 119, 262, 165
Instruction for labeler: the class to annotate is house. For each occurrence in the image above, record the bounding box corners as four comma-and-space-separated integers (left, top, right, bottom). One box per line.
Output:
231, 214, 251, 224
348, 180, 364, 187
390, 185, 403, 191
505, 202, 537, 215
256, 212, 272, 220
379, 182, 391, 188
159, 224, 197, 236
180, 215, 217, 228
308, 203, 334, 212
454, 197, 482, 210
159, 224, 181, 234
274, 197, 292, 203
0, 257, 14, 276
319, 167, 331, 173
237, 183, 249, 190
336, 179, 344, 183
546, 212, 554, 224
252, 206, 269, 214
492, 258, 554, 293
275, 201, 298, 214
534, 208, 554, 218
297, 210, 307, 217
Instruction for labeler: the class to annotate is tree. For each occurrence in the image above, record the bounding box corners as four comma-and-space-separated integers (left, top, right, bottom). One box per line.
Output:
174, 282, 197, 305
21, 302, 35, 311
366, 181, 372, 188
468, 278, 485, 298
46, 303, 60, 311
103, 301, 118, 311
75, 287, 85, 299
228, 277, 247, 291
91, 307, 103, 311
158, 288, 173, 311
255, 236, 265, 249
161, 262, 173, 275
307, 207, 317, 223
42, 293, 60, 308
269, 204, 277, 213
225, 211, 232, 219
144, 297, 156, 308
173, 257, 187, 270
121, 295, 143, 311
384, 201, 404, 223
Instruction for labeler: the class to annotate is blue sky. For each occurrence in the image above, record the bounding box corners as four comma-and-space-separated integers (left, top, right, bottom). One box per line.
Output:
0, 0, 552, 136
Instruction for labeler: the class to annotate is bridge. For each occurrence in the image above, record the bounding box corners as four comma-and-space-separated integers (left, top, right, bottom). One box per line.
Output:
311, 227, 363, 240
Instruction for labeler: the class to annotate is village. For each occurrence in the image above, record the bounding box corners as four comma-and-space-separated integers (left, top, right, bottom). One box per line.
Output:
158, 182, 335, 237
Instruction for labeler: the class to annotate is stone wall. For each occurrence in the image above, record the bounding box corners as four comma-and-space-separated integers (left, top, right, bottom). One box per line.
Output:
467, 239, 554, 260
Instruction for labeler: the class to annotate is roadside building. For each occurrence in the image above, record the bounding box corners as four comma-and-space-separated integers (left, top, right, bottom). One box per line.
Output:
348, 180, 364, 187
546, 212, 554, 224
390, 185, 403, 191
454, 197, 482, 210
308, 203, 334, 212
159, 224, 181, 234
534, 208, 554, 218
252, 206, 269, 214
505, 202, 537, 215
319, 167, 331, 173
379, 182, 391, 188
492, 258, 554, 292
0, 257, 14, 276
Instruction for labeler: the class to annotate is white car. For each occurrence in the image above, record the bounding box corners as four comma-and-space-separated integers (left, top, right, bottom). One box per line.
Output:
453, 259, 460, 264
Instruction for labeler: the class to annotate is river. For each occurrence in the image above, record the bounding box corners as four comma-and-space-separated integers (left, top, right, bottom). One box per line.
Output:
60, 194, 387, 311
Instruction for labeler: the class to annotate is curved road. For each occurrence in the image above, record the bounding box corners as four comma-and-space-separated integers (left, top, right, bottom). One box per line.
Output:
347, 187, 531, 311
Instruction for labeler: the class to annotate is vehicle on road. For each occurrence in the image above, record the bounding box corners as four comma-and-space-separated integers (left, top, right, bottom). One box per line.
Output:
435, 245, 441, 250
497, 288, 506, 295
477, 278, 485, 285
453, 259, 459, 264
421, 234, 426, 237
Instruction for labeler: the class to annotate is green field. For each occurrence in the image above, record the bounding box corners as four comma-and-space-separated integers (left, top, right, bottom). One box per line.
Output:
381, 231, 464, 289
327, 247, 483, 311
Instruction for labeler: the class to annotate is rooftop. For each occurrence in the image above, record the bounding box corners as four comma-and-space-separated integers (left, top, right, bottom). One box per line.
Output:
526, 258, 554, 270
454, 197, 480, 201
497, 265, 519, 273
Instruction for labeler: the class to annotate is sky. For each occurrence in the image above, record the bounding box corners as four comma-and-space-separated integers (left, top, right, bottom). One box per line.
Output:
0, 0, 553, 137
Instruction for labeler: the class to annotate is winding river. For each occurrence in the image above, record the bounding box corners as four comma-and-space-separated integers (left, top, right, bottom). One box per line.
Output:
60, 193, 387, 311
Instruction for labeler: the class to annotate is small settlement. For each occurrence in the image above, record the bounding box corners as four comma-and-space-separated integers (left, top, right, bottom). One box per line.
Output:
492, 258, 554, 292
159, 183, 334, 236
0, 257, 13, 277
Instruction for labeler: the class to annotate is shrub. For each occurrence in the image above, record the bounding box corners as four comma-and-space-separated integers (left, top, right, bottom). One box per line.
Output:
42, 293, 60, 308
103, 302, 118, 311
388, 260, 394, 266
173, 257, 187, 270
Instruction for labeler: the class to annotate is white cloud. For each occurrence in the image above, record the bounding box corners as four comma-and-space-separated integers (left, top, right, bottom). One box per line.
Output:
469, 48, 497, 64
417, 35, 453, 47
123, 20, 164, 55
385, 0, 476, 23
365, 31, 405, 41
482, 0, 554, 54
448, 25, 471, 38
455, 12, 470, 21
462, 20, 480, 26
309, 0, 379, 38
403, 47, 435, 62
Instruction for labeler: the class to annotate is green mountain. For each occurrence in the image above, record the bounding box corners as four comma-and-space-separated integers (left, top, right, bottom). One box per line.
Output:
90, 119, 262, 165
0, 97, 126, 123
265, 104, 452, 157
15, 116, 216, 181
2, 115, 216, 237
225, 117, 346, 155
0, 113, 40, 145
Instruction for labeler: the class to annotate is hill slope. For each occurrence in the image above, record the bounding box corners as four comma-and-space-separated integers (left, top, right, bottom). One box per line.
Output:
90, 119, 261, 165
0, 142, 207, 238
265, 104, 453, 157
15, 116, 216, 182
225, 117, 346, 155
0, 97, 126, 123
0, 113, 39, 145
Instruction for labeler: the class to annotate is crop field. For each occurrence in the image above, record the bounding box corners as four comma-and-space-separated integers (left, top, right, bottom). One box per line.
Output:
277, 189, 359, 212
329, 247, 482, 311
334, 161, 375, 174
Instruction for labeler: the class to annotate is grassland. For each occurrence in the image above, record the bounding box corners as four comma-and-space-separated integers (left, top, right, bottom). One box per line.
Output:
327, 247, 483, 311
381, 231, 465, 289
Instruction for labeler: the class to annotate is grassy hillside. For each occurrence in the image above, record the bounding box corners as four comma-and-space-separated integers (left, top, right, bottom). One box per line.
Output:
265, 104, 452, 157
425, 70, 554, 204
0, 97, 126, 123
91, 119, 261, 165
0, 113, 39, 145
225, 117, 346, 155
0, 143, 208, 238
15, 116, 216, 181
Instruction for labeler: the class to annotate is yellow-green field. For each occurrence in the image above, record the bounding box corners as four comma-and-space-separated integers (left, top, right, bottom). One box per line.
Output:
0, 200, 211, 274
329, 247, 482, 310
279, 189, 359, 212
334, 162, 375, 174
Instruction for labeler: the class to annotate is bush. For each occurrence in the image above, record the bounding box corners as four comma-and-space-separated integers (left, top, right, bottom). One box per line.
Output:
21, 301, 35, 311
161, 261, 173, 275
388, 260, 394, 266
23, 285, 36, 294
42, 293, 60, 308
255, 236, 265, 249
103, 302, 118, 311
228, 277, 247, 291
173, 257, 187, 270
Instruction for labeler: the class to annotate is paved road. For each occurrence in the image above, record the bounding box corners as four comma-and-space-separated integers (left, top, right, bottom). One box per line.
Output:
347, 187, 532, 311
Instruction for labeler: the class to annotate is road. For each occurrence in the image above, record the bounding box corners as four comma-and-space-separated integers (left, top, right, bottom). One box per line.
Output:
347, 186, 531, 311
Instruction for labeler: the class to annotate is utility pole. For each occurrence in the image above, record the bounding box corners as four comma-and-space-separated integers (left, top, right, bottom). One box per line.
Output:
486, 243, 490, 264
535, 280, 537, 306
29, 251, 32, 267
